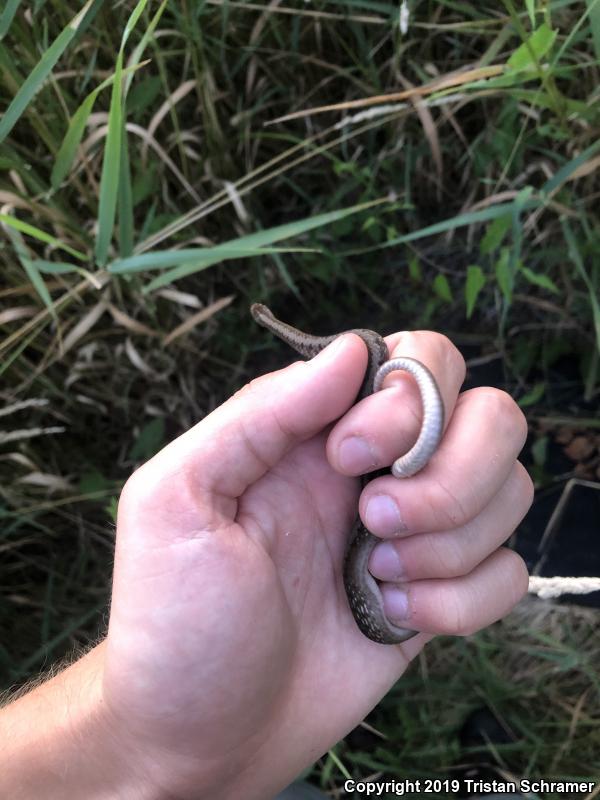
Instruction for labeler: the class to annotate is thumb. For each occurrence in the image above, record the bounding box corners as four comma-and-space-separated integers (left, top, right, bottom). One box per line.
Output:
119, 332, 368, 533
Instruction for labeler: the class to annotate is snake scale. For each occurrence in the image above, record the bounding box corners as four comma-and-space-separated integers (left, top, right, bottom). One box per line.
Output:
251, 303, 445, 644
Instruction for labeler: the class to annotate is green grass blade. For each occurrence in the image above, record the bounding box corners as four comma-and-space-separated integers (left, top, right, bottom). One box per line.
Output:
540, 139, 600, 196
118, 120, 134, 257
31, 260, 80, 274
109, 247, 317, 274
465, 265, 486, 319
504, 88, 588, 117
507, 22, 557, 71
586, 0, 600, 61
51, 63, 145, 190
51, 88, 101, 191
221, 198, 385, 249
509, 186, 534, 289
135, 199, 386, 291
525, 0, 535, 26
3, 227, 55, 319
0, 213, 86, 260
0, 0, 95, 146
561, 219, 600, 354
124, 0, 168, 96
94, 0, 156, 265
141, 252, 303, 292
0, 0, 21, 40
121, 0, 152, 48
109, 198, 382, 271
94, 52, 123, 266
343, 200, 540, 256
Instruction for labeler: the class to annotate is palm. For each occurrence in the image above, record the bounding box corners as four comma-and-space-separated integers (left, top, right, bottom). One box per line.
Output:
104, 429, 411, 767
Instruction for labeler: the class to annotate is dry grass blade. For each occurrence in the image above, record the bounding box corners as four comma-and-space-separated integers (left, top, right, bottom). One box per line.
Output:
0, 426, 65, 445
266, 65, 504, 124
124, 338, 154, 375
0, 399, 49, 417
467, 190, 575, 220
107, 304, 159, 337
127, 123, 201, 203
223, 181, 250, 225
141, 79, 197, 165
0, 272, 110, 360
0, 306, 37, 325
246, 0, 282, 96
156, 289, 202, 308
61, 298, 109, 357
163, 295, 235, 346
568, 153, 600, 182
0, 192, 71, 228
16, 472, 73, 492
397, 74, 443, 190
205, 0, 386, 24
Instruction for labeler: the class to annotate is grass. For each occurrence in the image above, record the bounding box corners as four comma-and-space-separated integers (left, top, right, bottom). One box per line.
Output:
320, 602, 600, 796
1, 0, 599, 795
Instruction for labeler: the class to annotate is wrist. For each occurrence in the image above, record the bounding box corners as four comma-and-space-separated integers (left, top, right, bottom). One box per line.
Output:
0, 642, 157, 800
0, 637, 302, 800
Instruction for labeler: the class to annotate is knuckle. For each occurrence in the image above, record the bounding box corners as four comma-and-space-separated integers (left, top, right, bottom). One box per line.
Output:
478, 388, 528, 444
435, 585, 472, 636
515, 462, 535, 508
480, 387, 514, 416
119, 461, 157, 512
500, 548, 530, 596
439, 539, 470, 577
122, 461, 149, 497
437, 333, 466, 381
233, 374, 264, 401
408, 331, 466, 380
426, 479, 471, 529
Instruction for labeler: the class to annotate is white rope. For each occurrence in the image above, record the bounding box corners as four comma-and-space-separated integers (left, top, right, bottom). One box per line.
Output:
526, 480, 600, 601
528, 576, 600, 599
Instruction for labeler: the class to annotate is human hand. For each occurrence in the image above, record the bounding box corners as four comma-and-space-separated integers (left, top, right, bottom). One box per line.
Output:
102, 326, 531, 799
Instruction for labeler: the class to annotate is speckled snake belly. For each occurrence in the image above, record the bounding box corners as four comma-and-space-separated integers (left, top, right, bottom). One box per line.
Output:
251, 304, 445, 645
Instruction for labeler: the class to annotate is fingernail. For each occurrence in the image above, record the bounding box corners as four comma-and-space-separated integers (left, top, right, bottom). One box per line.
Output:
365, 495, 407, 535
338, 436, 377, 473
370, 540, 405, 580
312, 334, 348, 363
382, 586, 410, 621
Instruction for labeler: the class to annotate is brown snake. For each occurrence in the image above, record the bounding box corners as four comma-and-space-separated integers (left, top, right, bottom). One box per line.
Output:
251, 303, 445, 644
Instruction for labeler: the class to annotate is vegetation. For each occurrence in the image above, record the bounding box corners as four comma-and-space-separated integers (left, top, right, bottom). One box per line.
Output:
1, 0, 599, 795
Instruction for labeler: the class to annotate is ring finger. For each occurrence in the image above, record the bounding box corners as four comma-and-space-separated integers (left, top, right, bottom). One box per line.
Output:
369, 461, 533, 583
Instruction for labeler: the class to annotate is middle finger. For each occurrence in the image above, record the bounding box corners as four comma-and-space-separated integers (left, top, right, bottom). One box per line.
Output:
361, 386, 528, 537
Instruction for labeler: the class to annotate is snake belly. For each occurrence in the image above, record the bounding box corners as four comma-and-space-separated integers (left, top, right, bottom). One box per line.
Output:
251, 303, 444, 645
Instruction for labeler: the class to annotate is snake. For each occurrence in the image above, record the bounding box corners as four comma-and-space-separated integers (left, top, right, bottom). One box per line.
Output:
251, 303, 445, 644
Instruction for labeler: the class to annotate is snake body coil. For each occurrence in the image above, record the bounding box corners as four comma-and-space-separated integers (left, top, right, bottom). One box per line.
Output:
251, 303, 444, 644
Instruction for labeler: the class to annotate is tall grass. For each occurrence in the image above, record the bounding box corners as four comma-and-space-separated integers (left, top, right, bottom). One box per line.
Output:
1, 0, 599, 791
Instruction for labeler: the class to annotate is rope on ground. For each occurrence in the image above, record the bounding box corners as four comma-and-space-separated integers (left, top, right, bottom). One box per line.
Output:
528, 576, 600, 599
